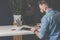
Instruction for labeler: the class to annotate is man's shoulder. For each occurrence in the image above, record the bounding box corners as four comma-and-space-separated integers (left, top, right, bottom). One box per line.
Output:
46, 10, 58, 18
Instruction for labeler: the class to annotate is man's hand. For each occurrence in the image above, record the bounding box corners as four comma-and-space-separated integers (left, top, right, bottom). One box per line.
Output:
31, 23, 41, 39
31, 27, 37, 32
31, 27, 40, 38
31, 23, 41, 33
31, 26, 40, 32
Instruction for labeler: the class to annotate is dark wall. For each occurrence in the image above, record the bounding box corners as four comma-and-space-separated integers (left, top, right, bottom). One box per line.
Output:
0, 0, 13, 25
21, 0, 43, 25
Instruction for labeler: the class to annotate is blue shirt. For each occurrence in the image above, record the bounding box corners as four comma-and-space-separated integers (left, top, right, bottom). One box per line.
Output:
38, 9, 60, 40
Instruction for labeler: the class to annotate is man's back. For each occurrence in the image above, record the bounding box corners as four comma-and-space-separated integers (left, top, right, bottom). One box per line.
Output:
49, 11, 60, 40
41, 9, 60, 40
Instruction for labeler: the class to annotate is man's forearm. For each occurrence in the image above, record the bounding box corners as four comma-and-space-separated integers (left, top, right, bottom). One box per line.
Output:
34, 31, 40, 38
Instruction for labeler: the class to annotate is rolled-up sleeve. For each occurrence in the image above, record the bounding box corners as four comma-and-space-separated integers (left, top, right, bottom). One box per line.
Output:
38, 16, 49, 39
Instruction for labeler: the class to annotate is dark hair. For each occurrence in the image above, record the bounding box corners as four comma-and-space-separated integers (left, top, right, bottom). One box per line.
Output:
38, 0, 53, 8
38, 0, 60, 11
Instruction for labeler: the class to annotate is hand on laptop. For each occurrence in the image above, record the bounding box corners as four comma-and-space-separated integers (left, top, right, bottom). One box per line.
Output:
31, 23, 41, 33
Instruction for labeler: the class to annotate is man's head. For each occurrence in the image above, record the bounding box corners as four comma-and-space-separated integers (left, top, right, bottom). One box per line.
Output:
38, 0, 52, 13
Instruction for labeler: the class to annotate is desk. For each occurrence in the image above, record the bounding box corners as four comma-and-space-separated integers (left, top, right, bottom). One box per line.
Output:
0, 25, 34, 40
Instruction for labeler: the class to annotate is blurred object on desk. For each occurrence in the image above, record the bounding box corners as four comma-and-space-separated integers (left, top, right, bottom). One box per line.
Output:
13, 15, 22, 26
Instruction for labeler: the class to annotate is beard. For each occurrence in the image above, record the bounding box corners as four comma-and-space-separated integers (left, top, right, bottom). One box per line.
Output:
40, 9, 45, 13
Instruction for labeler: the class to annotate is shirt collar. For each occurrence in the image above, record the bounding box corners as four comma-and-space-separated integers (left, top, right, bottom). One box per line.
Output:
46, 8, 53, 14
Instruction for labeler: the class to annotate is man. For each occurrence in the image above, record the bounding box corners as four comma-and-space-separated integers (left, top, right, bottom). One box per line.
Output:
31, 0, 60, 40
